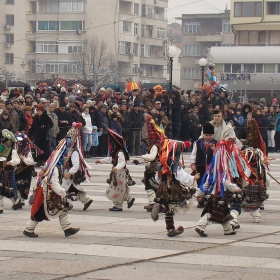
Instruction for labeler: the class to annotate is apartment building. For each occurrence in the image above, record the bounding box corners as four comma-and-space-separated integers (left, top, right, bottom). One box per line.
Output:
0, 0, 168, 87
210, 0, 280, 100
179, 10, 234, 90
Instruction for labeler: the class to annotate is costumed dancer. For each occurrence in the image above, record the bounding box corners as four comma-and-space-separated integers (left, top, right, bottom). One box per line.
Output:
242, 148, 270, 223
0, 129, 21, 213
195, 138, 252, 237
140, 114, 166, 212
96, 129, 135, 212
23, 138, 79, 238
151, 139, 200, 237
14, 133, 43, 207
190, 123, 217, 208
62, 122, 93, 211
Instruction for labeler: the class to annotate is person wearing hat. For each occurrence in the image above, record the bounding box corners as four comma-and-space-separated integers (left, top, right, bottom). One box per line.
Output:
109, 113, 122, 135
108, 103, 121, 120
28, 106, 53, 167
56, 101, 73, 143
5, 100, 19, 133
13, 99, 28, 133
190, 123, 217, 208
96, 129, 135, 211
0, 109, 14, 132
142, 88, 155, 106
129, 88, 143, 105
25, 94, 34, 106
130, 102, 143, 156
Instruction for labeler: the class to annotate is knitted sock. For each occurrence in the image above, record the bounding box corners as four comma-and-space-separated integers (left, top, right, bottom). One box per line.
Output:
165, 213, 175, 230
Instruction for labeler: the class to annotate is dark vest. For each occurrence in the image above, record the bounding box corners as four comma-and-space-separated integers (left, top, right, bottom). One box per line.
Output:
195, 138, 217, 167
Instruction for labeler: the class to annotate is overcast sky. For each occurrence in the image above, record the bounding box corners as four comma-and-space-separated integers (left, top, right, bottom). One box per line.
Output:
167, 0, 231, 22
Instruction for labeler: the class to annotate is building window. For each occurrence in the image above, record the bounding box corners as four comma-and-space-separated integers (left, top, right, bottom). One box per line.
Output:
38, 21, 59, 31
141, 24, 148, 37
269, 31, 280, 45
134, 3, 139, 15
118, 41, 131, 54
36, 41, 58, 53
6, 15, 14, 26
155, 7, 165, 20
264, 64, 275, 73
267, 2, 280, 14
146, 65, 153, 76
43, 62, 81, 74
184, 45, 200, 56
133, 43, 138, 55
183, 68, 199, 79
222, 21, 231, 33
6, 34, 14, 44
68, 46, 83, 53
123, 21, 132, 33
141, 44, 150, 57
234, 2, 262, 17
134, 23, 138, 35
6, 0, 14, 4
46, 1, 59, 12
60, 1, 84, 11
184, 22, 200, 34
5, 53, 14, 64
157, 27, 165, 39
60, 21, 84, 31
232, 64, 242, 73
133, 64, 138, 75
244, 64, 256, 73
256, 64, 263, 73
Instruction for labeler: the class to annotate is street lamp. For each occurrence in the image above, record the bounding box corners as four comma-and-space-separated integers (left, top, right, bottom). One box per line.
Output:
269, 77, 276, 99
198, 58, 207, 87
0, 67, 16, 88
167, 45, 177, 138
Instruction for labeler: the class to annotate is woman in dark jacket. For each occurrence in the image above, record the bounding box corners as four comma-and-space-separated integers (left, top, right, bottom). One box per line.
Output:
0, 109, 14, 133
170, 90, 182, 140
28, 105, 53, 166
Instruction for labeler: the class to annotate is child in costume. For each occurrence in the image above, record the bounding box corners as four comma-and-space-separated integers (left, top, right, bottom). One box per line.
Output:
242, 148, 270, 223
0, 129, 21, 213
62, 122, 93, 211
195, 138, 252, 237
151, 139, 200, 237
23, 138, 79, 238
190, 123, 217, 208
96, 129, 135, 211
14, 133, 43, 207
140, 114, 166, 212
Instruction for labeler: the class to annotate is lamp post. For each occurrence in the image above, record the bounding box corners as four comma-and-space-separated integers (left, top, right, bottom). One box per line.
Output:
198, 58, 207, 87
167, 45, 177, 138
0, 67, 15, 88
269, 77, 276, 99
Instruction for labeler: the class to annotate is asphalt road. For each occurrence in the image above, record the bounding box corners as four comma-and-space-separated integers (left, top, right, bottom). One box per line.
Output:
1, 153, 280, 280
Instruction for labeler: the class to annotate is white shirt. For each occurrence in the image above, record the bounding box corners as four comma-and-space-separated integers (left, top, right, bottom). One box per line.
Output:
48, 167, 66, 198
100, 151, 126, 170
68, 150, 80, 175
142, 145, 158, 162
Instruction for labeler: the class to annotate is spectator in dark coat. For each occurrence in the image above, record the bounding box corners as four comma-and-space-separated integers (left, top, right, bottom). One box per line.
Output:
170, 90, 182, 140
130, 102, 143, 155
12, 100, 28, 132
109, 114, 122, 135
28, 106, 53, 166
96, 105, 110, 156
0, 109, 14, 133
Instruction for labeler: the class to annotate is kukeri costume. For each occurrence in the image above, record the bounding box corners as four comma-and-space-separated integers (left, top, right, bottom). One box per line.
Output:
99, 129, 135, 211
141, 114, 166, 212
0, 129, 21, 213
23, 138, 79, 238
195, 138, 252, 237
151, 139, 197, 237
242, 148, 270, 223
61, 122, 93, 211
14, 133, 43, 207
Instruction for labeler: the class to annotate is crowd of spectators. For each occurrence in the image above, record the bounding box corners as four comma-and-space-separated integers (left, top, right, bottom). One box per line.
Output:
0, 84, 279, 166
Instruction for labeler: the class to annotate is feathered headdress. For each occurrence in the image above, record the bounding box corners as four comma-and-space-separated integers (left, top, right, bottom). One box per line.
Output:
144, 114, 166, 144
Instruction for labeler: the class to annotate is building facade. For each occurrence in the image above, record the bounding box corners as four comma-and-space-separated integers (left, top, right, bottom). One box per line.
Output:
210, 0, 280, 100
0, 0, 168, 87
179, 10, 234, 90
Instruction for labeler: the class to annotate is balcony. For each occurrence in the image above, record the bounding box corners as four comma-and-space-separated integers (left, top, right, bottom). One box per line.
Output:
195, 34, 223, 42
140, 56, 166, 65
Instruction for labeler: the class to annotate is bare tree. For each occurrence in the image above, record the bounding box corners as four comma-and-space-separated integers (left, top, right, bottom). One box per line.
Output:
70, 35, 117, 90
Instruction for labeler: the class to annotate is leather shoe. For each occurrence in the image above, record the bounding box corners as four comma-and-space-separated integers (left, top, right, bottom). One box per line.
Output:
144, 204, 154, 212
127, 198, 135, 209
64, 227, 80, 237
195, 228, 208, 237
83, 199, 93, 211
109, 207, 122, 211
23, 230, 38, 238
12, 202, 22, 210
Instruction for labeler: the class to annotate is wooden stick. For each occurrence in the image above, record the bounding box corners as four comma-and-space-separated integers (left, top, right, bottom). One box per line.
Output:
267, 172, 280, 185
